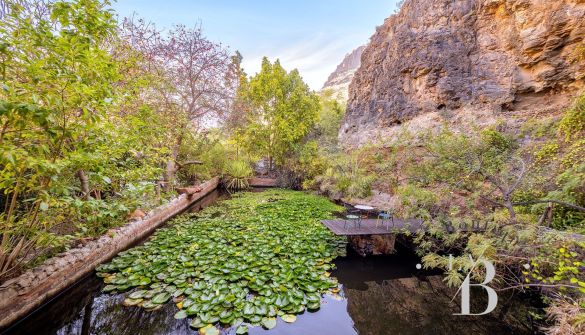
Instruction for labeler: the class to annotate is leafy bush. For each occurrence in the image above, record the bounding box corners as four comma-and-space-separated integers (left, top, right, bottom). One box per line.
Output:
559, 95, 585, 140
278, 141, 327, 189
313, 154, 375, 199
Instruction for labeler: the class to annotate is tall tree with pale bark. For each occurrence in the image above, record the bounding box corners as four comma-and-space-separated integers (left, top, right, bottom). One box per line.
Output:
120, 19, 237, 189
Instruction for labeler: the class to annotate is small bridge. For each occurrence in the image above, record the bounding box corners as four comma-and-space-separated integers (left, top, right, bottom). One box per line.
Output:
320, 219, 486, 236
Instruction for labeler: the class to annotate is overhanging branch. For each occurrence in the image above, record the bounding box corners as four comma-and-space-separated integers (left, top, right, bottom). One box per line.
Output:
513, 199, 585, 212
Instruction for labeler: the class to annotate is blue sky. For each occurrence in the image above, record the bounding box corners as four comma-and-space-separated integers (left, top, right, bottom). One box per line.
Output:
112, 1, 401, 90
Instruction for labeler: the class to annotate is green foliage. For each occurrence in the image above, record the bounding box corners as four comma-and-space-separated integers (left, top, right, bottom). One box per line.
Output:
97, 190, 345, 331
361, 113, 585, 307
524, 243, 585, 294
559, 95, 585, 141
233, 57, 320, 169
525, 96, 585, 231
223, 159, 253, 190
0, 0, 124, 277
313, 154, 375, 199
0, 0, 180, 279
396, 184, 438, 219
536, 163, 585, 231
177, 132, 231, 182
534, 142, 560, 163
412, 128, 520, 212
313, 90, 345, 151
277, 141, 327, 190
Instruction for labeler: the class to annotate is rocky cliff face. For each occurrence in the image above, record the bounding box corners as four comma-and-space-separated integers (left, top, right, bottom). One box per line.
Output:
322, 46, 365, 102
341, 0, 585, 147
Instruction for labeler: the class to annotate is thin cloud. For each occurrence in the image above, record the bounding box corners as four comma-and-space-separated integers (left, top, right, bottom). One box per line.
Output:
241, 33, 365, 90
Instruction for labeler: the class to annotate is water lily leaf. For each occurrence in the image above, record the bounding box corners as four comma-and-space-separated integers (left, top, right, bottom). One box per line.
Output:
98, 190, 344, 332
200, 325, 219, 335
261, 317, 277, 329
307, 301, 320, 310
152, 292, 171, 304
282, 314, 297, 323
174, 310, 187, 319
123, 298, 143, 306
236, 325, 248, 334
102, 285, 117, 292
243, 304, 255, 316
199, 312, 219, 324
189, 317, 205, 328
129, 290, 147, 299
142, 300, 157, 309
254, 305, 268, 315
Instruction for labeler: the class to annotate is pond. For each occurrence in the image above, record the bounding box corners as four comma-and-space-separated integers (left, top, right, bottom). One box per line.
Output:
3, 190, 540, 335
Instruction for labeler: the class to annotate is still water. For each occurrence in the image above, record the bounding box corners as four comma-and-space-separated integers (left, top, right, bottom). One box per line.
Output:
3, 191, 539, 335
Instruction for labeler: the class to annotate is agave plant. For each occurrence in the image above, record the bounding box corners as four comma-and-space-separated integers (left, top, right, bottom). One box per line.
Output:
223, 160, 253, 190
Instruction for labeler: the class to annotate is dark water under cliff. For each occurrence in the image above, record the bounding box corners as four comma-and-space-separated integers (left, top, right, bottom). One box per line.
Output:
3, 190, 541, 335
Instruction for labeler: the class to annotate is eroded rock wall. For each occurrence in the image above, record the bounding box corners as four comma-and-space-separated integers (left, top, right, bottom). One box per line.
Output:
322, 45, 365, 102
341, 0, 585, 146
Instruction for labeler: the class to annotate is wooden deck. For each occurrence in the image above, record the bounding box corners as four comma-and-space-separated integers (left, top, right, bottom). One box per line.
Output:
321, 219, 424, 236
321, 218, 486, 236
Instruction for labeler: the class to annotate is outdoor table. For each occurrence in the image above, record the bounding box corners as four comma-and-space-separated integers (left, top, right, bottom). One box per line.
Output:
354, 205, 375, 227
354, 205, 375, 212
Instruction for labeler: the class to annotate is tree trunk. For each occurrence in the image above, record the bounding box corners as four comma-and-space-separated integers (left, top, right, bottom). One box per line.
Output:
504, 196, 516, 224
163, 135, 183, 191
76, 169, 89, 199
537, 202, 553, 226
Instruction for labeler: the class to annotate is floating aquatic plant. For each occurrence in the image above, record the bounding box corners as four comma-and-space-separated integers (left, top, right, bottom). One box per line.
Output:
96, 189, 346, 332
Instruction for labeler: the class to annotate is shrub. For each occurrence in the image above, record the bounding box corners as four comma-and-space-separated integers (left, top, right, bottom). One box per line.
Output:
559, 95, 585, 141
223, 160, 253, 190
313, 154, 375, 199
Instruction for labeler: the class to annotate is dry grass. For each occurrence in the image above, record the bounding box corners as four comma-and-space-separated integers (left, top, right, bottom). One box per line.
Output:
544, 296, 585, 335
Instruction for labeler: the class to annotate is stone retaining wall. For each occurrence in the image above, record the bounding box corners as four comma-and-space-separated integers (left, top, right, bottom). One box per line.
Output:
0, 177, 219, 329
248, 177, 278, 187
348, 235, 397, 256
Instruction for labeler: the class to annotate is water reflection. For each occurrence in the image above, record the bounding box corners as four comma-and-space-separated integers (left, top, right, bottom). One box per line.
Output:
4, 245, 537, 335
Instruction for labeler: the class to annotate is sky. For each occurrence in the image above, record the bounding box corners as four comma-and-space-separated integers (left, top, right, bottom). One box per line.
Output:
112, 0, 401, 90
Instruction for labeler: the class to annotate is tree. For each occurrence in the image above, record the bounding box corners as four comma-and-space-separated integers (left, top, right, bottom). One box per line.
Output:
0, 0, 119, 278
120, 19, 237, 189
314, 89, 345, 151
236, 57, 320, 170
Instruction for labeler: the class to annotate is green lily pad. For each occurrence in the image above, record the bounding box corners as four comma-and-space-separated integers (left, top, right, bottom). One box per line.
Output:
261, 317, 277, 329
236, 325, 248, 334
174, 310, 187, 319
282, 314, 297, 323
97, 190, 345, 332
102, 285, 117, 292
151, 292, 171, 304
129, 290, 147, 299
199, 325, 219, 335
122, 298, 143, 306
189, 317, 205, 328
